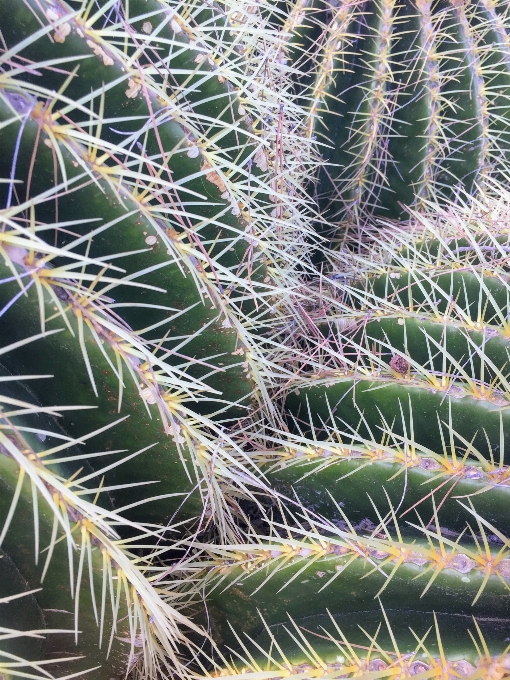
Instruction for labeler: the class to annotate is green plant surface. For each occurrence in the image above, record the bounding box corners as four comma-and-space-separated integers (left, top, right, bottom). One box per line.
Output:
278, 0, 510, 228
264, 449, 510, 534
192, 187, 510, 679
7, 0, 510, 677
0, 408, 137, 677
0, 450, 129, 679
0, 0, 317, 675
0, 368, 209, 679
0, 551, 46, 663
185, 516, 510, 676
0, 20, 256, 414
271, 195, 510, 536
0, 246, 207, 529
210, 610, 510, 679
285, 377, 510, 458
0, 0, 317, 542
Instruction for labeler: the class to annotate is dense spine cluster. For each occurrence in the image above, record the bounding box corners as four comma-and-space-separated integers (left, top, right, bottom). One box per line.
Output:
149, 188, 510, 680
282, 0, 510, 230
235, 187, 510, 677
3, 0, 510, 679
0, 0, 314, 675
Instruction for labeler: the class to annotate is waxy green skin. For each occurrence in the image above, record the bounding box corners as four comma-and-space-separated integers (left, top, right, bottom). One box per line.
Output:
292, 244, 510, 467
0, 367, 104, 503
201, 549, 510, 654
284, 238, 510, 529
0, 379, 129, 675
360, 270, 510, 324
285, 378, 510, 464
344, 316, 510, 379
0, 454, 129, 680
267, 457, 510, 534
4, 0, 510, 676
245, 609, 510, 669
0, 0, 265, 529
0, 0, 266, 415
0, 0, 271, 673
0, 264, 202, 526
0, 549, 46, 662
0, 0, 258, 248
229, 212, 510, 668
125, 0, 266, 182
0, 97, 252, 418
284, 0, 510, 225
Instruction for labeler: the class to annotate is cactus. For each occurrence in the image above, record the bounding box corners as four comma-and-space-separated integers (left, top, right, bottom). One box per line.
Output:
0, 0, 315, 523
4, 0, 510, 678
277, 0, 510, 230
0, 0, 314, 675
188, 187, 510, 679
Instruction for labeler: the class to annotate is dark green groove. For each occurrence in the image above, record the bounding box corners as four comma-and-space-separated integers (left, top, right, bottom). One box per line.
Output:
0, 454, 130, 679
0, 549, 46, 662
202, 548, 510, 654
0, 264, 202, 526
285, 378, 510, 464
267, 456, 510, 533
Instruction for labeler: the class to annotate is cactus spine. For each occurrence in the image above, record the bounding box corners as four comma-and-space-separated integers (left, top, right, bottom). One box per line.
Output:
191, 186, 510, 680
0, 0, 312, 675
3, 0, 510, 678
281, 0, 510, 230
203, 2, 510, 652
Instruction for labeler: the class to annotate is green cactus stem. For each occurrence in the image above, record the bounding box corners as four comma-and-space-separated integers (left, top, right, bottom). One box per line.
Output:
0, 388, 200, 679
268, 190, 510, 533
185, 519, 510, 675
207, 610, 510, 679
261, 445, 510, 534
0, 26, 256, 415
279, 0, 510, 230
0, 0, 315, 539
184, 185, 510, 678
0, 268, 204, 527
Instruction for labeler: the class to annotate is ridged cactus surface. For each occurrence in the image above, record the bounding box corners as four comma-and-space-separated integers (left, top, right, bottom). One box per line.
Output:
0, 0, 312, 526
3, 0, 510, 678
191, 190, 510, 679
0, 0, 311, 676
280, 0, 510, 228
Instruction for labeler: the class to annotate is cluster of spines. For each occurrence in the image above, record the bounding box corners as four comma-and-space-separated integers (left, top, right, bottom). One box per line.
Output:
178, 500, 510, 678
197, 528, 510, 593
413, 0, 445, 209
0, 0, 323, 537
345, 0, 397, 218
282, 0, 510, 225
8, 0, 510, 678
0, 0, 321, 675
176, 184, 510, 678
252, 441, 510, 486
202, 613, 510, 680
0, 377, 201, 679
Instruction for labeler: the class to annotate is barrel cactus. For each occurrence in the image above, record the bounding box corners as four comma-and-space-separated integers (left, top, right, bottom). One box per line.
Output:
278, 0, 510, 231
189, 187, 510, 679
0, 0, 311, 675
3, 0, 510, 678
